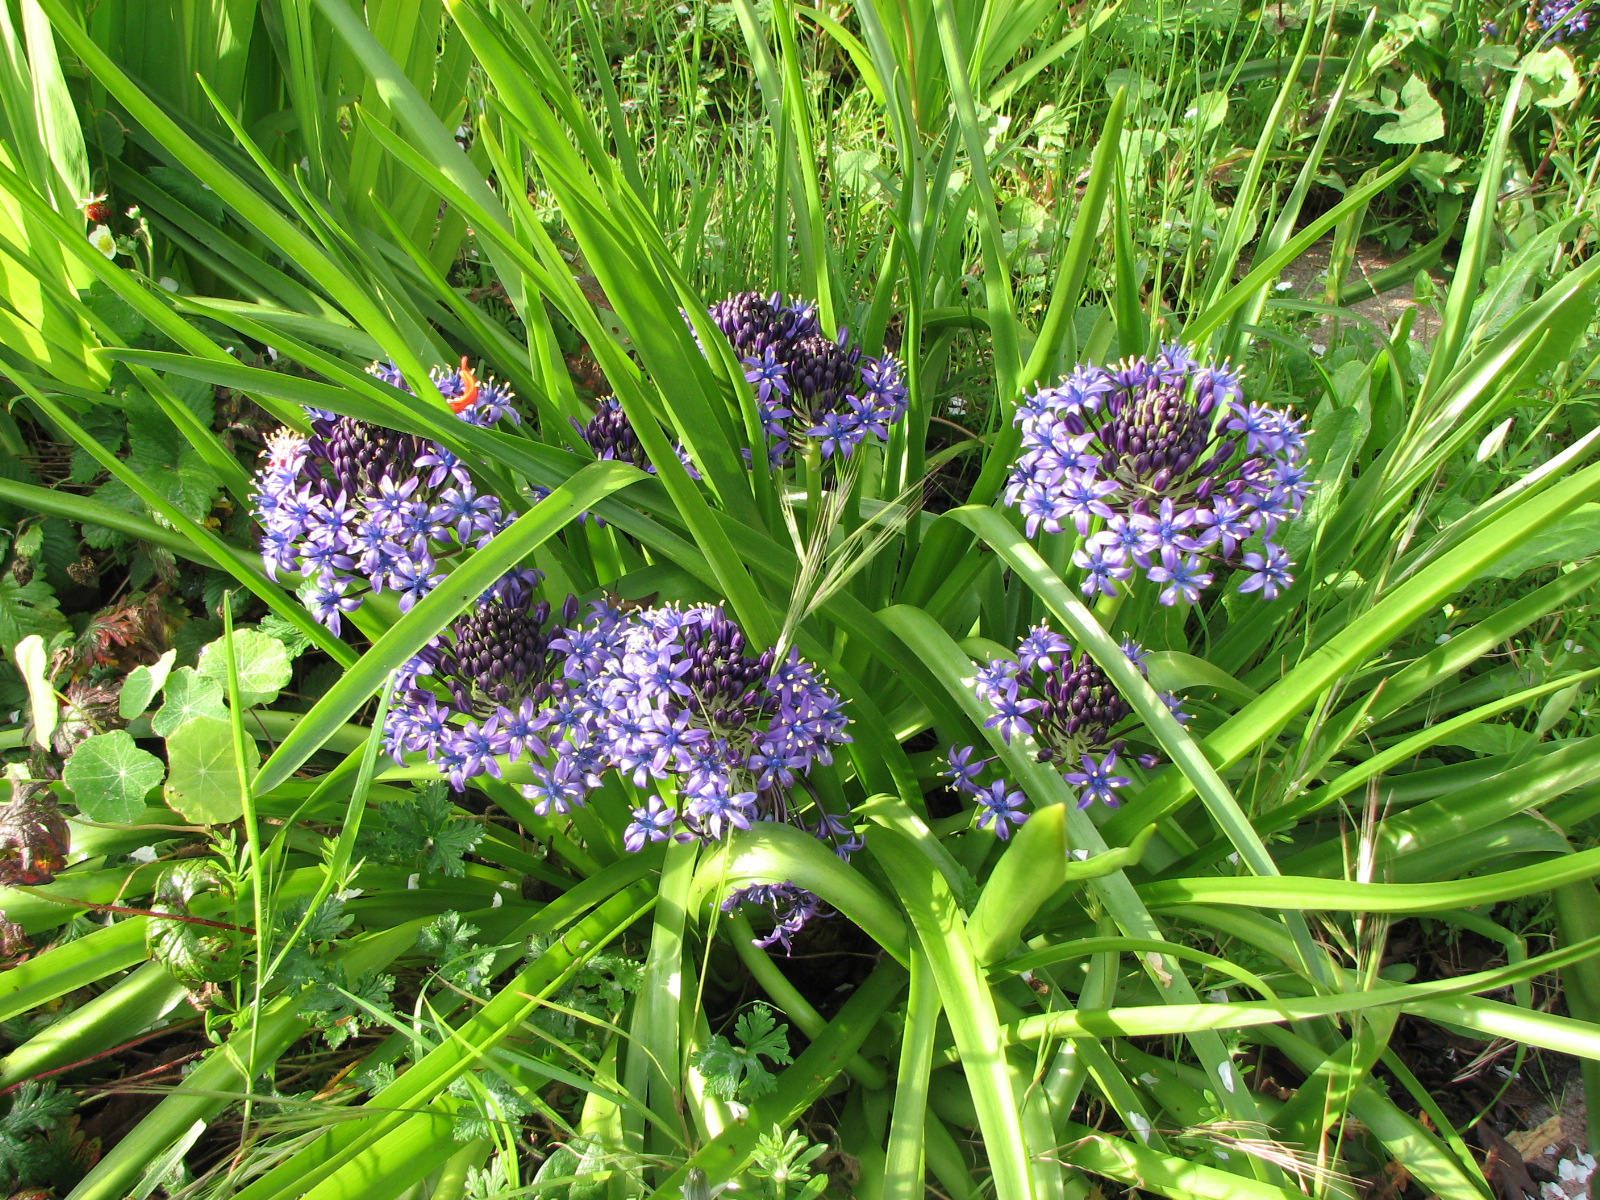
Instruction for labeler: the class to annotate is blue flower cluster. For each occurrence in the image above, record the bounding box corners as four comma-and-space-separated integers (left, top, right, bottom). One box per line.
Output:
1004, 345, 1310, 604
384, 577, 564, 788
1533, 0, 1593, 39
250, 361, 522, 633
948, 626, 1186, 835
384, 597, 853, 852
557, 396, 700, 524
552, 603, 852, 847
701, 291, 908, 464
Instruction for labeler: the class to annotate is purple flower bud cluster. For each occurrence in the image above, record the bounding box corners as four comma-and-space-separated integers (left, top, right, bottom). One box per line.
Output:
564, 396, 701, 510
1004, 344, 1310, 604
1533, 0, 1592, 39
250, 362, 526, 633
700, 291, 908, 464
384, 597, 854, 867
949, 626, 1190, 830
384, 578, 568, 789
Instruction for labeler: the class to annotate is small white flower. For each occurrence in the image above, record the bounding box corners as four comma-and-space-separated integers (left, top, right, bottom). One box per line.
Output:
157, 276, 180, 293
1207, 989, 1231, 1003
1138, 1071, 1160, 1086
1127, 1111, 1153, 1141
491, 891, 503, 908
336, 887, 363, 901
406, 873, 420, 890
1218, 1061, 1238, 1093
1435, 632, 1453, 644
87, 224, 116, 258
127, 845, 159, 864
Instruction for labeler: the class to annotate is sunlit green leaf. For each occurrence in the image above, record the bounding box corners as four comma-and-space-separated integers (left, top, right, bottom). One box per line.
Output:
62, 730, 165, 823
163, 716, 252, 824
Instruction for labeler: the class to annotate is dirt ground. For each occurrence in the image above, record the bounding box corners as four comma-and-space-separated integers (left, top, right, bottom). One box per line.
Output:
1275, 237, 1449, 348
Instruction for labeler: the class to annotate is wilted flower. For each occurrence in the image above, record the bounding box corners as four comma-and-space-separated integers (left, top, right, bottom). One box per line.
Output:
1004, 344, 1310, 604
698, 291, 908, 465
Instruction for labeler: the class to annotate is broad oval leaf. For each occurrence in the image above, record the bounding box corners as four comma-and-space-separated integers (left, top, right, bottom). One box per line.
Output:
118, 648, 177, 720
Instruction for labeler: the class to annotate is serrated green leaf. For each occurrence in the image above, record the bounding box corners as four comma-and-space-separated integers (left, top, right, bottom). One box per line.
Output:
119, 648, 177, 719
13, 526, 43, 559
197, 629, 292, 707
0, 575, 69, 648
163, 716, 252, 824
151, 667, 228, 737
63, 731, 165, 823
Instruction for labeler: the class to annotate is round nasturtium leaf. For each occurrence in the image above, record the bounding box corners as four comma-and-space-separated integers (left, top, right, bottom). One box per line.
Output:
62, 730, 165, 823
151, 668, 228, 738
164, 717, 255, 825
197, 629, 292, 708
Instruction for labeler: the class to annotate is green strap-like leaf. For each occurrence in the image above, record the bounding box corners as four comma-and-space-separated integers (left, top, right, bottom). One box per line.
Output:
871, 826, 1036, 1200
1145, 843, 1600, 913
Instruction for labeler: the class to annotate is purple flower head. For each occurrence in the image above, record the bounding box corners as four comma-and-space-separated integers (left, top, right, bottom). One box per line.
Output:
974, 781, 1029, 839
1533, 0, 1593, 40
382, 588, 579, 795
624, 795, 681, 853
250, 358, 537, 636
546, 603, 852, 851
1005, 344, 1309, 603
430, 359, 522, 427
723, 881, 829, 953
958, 626, 1180, 814
1239, 544, 1294, 600
303, 573, 361, 636
697, 290, 908, 465
574, 396, 700, 482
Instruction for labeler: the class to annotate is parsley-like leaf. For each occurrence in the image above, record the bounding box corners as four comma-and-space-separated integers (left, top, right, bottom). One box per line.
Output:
362, 784, 485, 877
692, 1004, 792, 1100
